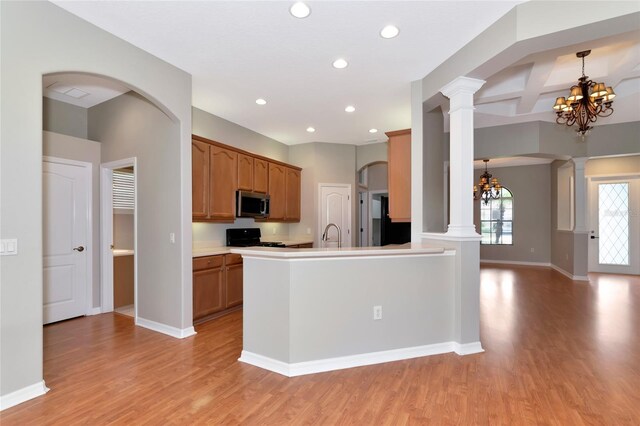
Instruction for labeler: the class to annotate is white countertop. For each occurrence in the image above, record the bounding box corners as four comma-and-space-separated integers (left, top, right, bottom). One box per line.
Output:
113, 249, 134, 257
192, 237, 314, 258
192, 247, 231, 257
231, 243, 452, 259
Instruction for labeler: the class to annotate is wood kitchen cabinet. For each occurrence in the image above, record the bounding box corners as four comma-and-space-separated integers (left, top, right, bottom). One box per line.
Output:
193, 256, 225, 322
192, 140, 210, 219
268, 163, 286, 220
237, 153, 253, 191
192, 135, 301, 223
225, 254, 243, 308
285, 167, 301, 222
209, 146, 237, 221
253, 158, 268, 193
386, 129, 411, 222
193, 254, 244, 324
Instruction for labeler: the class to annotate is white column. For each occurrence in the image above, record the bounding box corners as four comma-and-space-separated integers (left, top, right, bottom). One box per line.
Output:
572, 157, 588, 233
440, 77, 485, 238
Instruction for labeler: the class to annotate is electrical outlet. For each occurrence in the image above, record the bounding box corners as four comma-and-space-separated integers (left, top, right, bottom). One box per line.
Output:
169, 233, 176, 244
272, 227, 276, 235
565, 253, 569, 260
373, 305, 382, 320
306, 228, 311, 235
530, 247, 535, 253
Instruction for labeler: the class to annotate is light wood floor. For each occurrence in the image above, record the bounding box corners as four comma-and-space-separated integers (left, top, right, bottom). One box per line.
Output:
2, 266, 639, 424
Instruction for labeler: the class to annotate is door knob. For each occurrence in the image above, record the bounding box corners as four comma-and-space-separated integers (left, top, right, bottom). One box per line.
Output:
73, 246, 85, 252
590, 236, 599, 239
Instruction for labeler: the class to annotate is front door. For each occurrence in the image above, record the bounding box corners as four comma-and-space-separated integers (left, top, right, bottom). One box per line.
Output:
319, 184, 351, 248
588, 177, 640, 275
43, 158, 90, 324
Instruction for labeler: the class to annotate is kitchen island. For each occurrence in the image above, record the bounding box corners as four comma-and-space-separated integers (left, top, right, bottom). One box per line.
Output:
231, 243, 483, 376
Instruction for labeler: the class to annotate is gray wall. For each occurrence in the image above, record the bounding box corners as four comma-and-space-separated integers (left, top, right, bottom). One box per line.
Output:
475, 164, 551, 263
1, 1, 192, 399
88, 91, 185, 328
43, 131, 101, 307
289, 143, 357, 246
367, 162, 388, 191
586, 154, 640, 176
356, 142, 387, 171
550, 160, 575, 273
43, 97, 89, 139
192, 107, 288, 162
423, 108, 446, 233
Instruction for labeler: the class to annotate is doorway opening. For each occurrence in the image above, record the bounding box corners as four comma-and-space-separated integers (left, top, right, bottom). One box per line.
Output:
588, 176, 640, 275
101, 159, 138, 318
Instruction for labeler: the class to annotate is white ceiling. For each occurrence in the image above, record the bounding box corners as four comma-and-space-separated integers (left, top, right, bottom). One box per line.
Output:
51, 0, 523, 145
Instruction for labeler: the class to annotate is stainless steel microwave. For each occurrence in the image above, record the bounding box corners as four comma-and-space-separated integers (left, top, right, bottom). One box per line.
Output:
236, 191, 270, 218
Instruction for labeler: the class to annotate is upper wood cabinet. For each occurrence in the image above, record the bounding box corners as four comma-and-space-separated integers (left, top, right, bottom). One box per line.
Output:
285, 167, 301, 222
209, 146, 237, 221
268, 163, 286, 220
192, 140, 210, 219
237, 154, 254, 191
192, 135, 301, 223
253, 158, 268, 194
386, 129, 411, 223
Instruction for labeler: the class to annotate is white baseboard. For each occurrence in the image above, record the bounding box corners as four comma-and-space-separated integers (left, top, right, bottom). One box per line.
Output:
239, 341, 482, 377
453, 341, 484, 355
481, 259, 551, 267
0, 380, 49, 411
87, 307, 102, 316
135, 317, 197, 339
550, 264, 590, 282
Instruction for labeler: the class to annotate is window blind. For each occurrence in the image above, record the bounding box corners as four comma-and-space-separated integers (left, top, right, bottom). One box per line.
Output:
113, 170, 134, 210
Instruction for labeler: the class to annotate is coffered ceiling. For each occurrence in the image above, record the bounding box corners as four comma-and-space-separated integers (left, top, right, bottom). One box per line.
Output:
471, 30, 640, 129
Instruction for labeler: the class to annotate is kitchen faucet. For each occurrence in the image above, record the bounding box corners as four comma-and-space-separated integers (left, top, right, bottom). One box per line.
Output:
322, 223, 342, 248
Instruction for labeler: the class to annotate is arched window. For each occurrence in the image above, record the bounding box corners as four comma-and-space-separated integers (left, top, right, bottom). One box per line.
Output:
480, 187, 513, 245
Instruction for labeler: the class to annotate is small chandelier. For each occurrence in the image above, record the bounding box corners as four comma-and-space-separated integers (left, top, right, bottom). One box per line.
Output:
474, 159, 501, 205
553, 50, 615, 139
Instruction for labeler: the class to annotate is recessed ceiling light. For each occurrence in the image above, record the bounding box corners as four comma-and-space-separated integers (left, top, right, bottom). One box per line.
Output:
306, 127, 315, 133
345, 105, 355, 113
332, 58, 348, 69
290, 2, 311, 19
380, 25, 400, 39
369, 128, 378, 133
255, 98, 267, 105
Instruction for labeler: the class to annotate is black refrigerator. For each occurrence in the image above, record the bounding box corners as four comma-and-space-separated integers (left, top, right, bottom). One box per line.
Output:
380, 196, 411, 246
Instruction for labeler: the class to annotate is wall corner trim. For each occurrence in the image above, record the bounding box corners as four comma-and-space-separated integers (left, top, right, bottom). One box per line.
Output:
453, 341, 484, 355
550, 264, 589, 282
0, 380, 49, 411
135, 317, 197, 339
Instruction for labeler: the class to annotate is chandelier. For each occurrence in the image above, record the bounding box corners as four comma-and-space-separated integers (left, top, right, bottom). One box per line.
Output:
553, 50, 615, 139
474, 159, 501, 205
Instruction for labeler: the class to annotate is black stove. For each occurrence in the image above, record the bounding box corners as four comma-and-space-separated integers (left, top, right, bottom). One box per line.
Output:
226, 228, 286, 248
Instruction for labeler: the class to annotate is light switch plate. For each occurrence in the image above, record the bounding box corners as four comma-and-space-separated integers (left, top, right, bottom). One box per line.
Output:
0, 239, 18, 256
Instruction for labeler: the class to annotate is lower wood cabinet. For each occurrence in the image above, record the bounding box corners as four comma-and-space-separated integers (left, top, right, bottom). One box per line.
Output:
193, 254, 243, 324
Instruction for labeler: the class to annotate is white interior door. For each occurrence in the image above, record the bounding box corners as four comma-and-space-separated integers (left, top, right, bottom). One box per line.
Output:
43, 158, 91, 324
319, 184, 351, 248
588, 177, 640, 274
